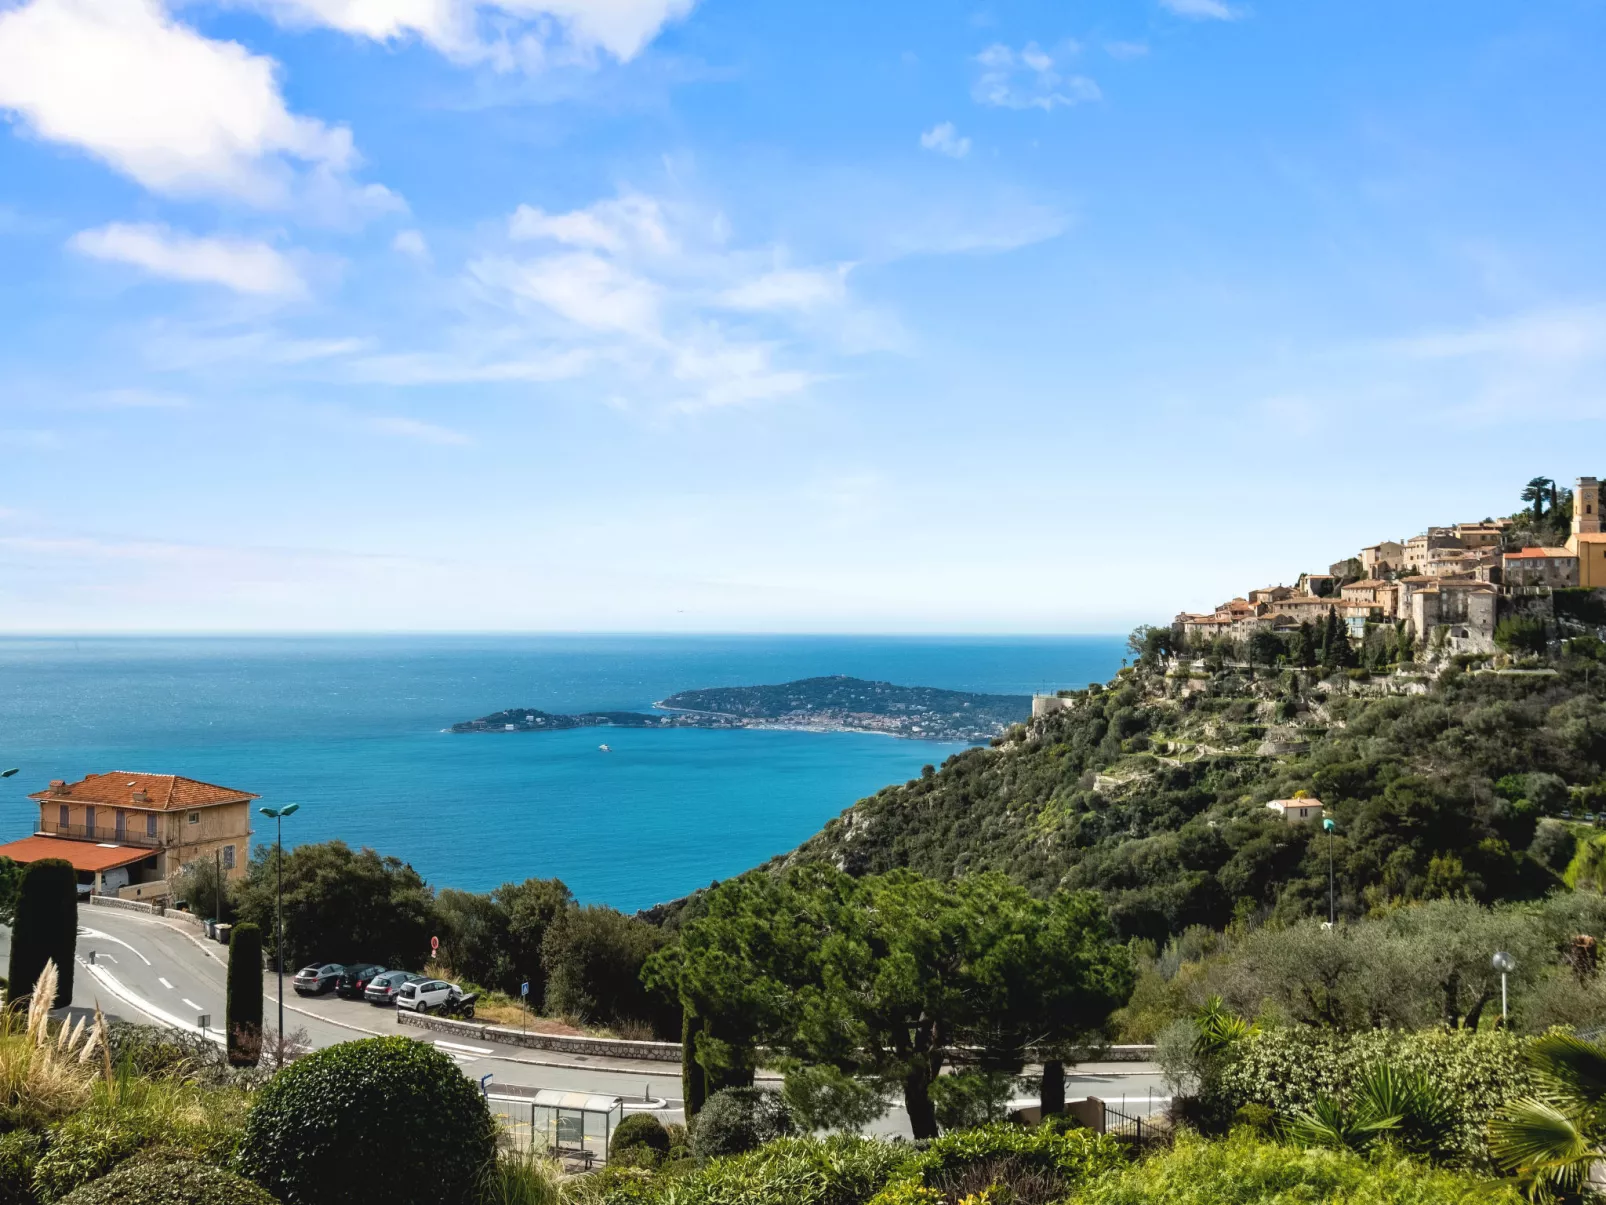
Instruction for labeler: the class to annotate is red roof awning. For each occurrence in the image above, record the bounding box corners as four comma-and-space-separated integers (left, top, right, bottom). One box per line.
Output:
0, 835, 154, 873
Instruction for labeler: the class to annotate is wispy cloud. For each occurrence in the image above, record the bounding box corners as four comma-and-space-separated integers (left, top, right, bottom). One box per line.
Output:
972, 42, 1100, 111
1159, 0, 1245, 20
70, 223, 307, 297
392, 229, 431, 262
1391, 306, 1606, 364
236, 0, 698, 68
919, 121, 972, 159
1104, 41, 1149, 59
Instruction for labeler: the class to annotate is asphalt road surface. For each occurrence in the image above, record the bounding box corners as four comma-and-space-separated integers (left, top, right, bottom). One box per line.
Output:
1, 903, 1169, 1135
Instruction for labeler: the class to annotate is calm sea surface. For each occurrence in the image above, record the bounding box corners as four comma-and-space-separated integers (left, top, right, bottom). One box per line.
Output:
0, 636, 1123, 911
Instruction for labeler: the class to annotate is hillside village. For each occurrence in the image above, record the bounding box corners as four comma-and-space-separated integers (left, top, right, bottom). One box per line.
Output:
1173, 475, 1606, 659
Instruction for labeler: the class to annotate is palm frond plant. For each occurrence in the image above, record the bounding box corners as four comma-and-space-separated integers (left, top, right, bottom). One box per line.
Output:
1283, 1062, 1456, 1161
1490, 1032, 1606, 1201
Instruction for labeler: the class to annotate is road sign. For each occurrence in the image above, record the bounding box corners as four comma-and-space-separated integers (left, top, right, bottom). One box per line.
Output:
520, 981, 529, 997
197, 1014, 211, 1031
431, 935, 439, 955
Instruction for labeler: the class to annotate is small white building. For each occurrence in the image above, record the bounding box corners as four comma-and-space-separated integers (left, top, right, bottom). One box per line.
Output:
1267, 797, 1324, 823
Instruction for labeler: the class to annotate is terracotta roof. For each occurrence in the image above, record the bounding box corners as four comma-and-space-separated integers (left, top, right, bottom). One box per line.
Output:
30, 773, 258, 812
0, 835, 153, 873
1504, 547, 1575, 559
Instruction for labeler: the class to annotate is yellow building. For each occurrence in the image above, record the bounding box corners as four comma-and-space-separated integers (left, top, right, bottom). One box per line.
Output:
1567, 477, 1606, 587
0, 773, 257, 901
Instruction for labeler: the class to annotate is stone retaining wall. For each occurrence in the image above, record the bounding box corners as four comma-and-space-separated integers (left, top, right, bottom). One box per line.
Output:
395, 1009, 683, 1062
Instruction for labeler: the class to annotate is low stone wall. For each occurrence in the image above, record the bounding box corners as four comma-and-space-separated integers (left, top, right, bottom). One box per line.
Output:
395, 1009, 683, 1063
85, 895, 204, 929
394, 1010, 1158, 1067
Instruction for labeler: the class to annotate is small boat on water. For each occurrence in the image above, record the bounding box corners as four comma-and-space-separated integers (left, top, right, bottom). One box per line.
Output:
598, 743, 611, 752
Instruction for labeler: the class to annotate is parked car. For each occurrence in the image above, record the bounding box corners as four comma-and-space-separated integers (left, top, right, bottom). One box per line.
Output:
336, 963, 387, 999
364, 970, 425, 1006
293, 963, 345, 995
395, 979, 462, 1015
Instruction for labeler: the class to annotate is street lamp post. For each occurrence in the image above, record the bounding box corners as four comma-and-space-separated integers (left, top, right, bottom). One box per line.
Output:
1493, 950, 1517, 1026
1322, 817, 1337, 925
257, 803, 300, 1065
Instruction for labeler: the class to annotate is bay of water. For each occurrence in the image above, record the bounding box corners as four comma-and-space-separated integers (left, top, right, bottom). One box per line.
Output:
0, 635, 1123, 911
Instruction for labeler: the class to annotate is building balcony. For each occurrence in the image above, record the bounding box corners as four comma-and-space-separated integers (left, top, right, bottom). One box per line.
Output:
35, 821, 163, 850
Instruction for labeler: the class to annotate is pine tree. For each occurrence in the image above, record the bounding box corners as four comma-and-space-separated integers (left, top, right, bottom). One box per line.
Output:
226, 922, 264, 1067
7, 859, 76, 1008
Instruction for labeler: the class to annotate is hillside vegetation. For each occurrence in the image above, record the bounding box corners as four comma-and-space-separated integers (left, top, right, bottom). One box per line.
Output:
785, 646, 1606, 940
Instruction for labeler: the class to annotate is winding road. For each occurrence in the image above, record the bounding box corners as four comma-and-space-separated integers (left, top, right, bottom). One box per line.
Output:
1, 902, 1169, 1137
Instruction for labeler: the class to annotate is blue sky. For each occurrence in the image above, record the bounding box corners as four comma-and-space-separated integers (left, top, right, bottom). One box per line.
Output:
1, 0, 1603, 632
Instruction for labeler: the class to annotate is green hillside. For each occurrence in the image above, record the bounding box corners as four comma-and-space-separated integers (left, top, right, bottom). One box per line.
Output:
785, 648, 1606, 941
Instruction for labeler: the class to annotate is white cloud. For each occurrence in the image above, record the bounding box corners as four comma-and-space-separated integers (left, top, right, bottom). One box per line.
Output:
69, 223, 306, 296
972, 43, 1100, 111
392, 229, 431, 261
236, 0, 696, 65
919, 122, 972, 159
1392, 306, 1606, 364
718, 266, 849, 312
0, 0, 385, 211
1159, 0, 1243, 19
473, 250, 664, 337
509, 194, 673, 254
465, 190, 867, 408
1104, 41, 1149, 59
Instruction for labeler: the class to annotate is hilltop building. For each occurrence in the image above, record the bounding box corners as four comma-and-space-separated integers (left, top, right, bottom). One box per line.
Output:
1568, 477, 1606, 587
0, 773, 256, 902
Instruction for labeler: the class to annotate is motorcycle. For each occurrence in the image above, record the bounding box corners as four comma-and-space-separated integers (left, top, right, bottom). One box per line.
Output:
440, 988, 478, 1020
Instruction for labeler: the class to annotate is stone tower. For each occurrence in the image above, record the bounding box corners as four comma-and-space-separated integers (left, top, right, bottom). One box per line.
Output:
1577, 477, 1602, 537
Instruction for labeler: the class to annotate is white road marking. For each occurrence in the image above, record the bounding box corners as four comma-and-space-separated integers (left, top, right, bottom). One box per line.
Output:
158, 977, 173, 989
80, 961, 221, 1046
78, 926, 152, 966
435, 1040, 494, 1056
181, 998, 203, 1012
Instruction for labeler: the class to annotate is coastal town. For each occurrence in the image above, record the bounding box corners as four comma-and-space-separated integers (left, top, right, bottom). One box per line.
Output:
1172, 475, 1606, 657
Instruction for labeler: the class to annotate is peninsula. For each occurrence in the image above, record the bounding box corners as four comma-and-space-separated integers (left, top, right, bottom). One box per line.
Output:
450, 675, 1030, 743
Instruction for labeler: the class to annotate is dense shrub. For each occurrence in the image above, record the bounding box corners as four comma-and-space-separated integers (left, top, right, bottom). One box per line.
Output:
235, 1036, 494, 1205
0, 1130, 42, 1205
1061, 1129, 1521, 1205
689, 1088, 795, 1161
542, 906, 671, 1033
610, 1113, 670, 1158
595, 1134, 908, 1205
7, 861, 76, 1009
56, 1155, 277, 1205
872, 1124, 1125, 1205
1212, 1027, 1532, 1163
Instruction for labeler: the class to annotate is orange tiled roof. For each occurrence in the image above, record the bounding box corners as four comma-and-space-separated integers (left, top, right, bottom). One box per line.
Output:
1504, 547, 1575, 560
30, 773, 258, 812
0, 835, 153, 873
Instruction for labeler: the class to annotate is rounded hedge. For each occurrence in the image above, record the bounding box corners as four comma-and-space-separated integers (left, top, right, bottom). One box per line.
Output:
58, 1156, 278, 1205
611, 1112, 671, 1157
691, 1087, 795, 1160
236, 1036, 494, 1205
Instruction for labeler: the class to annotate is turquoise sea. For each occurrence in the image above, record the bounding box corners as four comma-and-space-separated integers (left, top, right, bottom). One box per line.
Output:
0, 636, 1123, 911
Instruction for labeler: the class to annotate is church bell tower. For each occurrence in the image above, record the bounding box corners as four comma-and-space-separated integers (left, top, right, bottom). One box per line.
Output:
1576, 477, 1602, 537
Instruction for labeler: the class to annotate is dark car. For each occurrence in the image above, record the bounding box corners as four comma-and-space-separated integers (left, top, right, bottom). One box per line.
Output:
336, 963, 387, 999
364, 970, 425, 1006
292, 963, 345, 995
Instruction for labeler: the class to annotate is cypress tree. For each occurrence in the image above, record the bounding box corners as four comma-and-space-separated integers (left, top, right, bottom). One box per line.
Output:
681, 1011, 707, 1120
7, 859, 77, 1008
227, 922, 264, 1067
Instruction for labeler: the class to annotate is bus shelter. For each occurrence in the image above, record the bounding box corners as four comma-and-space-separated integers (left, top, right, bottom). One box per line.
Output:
530, 1089, 624, 1164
